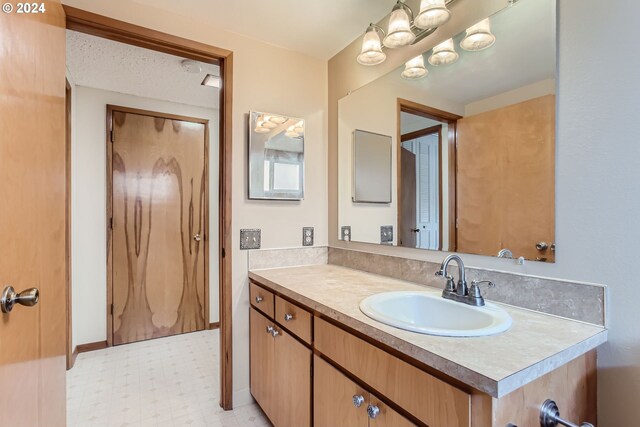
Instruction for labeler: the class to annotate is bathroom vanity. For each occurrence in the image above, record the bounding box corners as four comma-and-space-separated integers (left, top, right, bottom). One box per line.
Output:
248, 264, 606, 427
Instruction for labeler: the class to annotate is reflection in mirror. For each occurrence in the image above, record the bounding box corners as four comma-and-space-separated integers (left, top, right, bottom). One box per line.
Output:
338, 0, 556, 262
352, 130, 392, 204
249, 111, 304, 200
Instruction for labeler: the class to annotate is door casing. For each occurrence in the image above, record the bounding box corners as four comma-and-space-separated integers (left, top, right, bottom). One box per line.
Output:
64, 6, 235, 409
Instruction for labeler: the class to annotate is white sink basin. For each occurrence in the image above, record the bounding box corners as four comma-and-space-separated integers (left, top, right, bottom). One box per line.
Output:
359, 291, 512, 337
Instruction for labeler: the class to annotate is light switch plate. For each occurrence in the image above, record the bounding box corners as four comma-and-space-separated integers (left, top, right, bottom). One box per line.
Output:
240, 229, 261, 250
380, 225, 393, 244
302, 227, 314, 246
341, 226, 351, 241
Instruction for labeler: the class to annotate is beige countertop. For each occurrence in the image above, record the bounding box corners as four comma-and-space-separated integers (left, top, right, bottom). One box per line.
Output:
248, 264, 607, 398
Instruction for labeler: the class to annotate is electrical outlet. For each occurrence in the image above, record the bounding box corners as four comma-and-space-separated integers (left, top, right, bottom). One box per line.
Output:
302, 227, 314, 246
380, 225, 393, 244
240, 229, 261, 250
341, 226, 351, 241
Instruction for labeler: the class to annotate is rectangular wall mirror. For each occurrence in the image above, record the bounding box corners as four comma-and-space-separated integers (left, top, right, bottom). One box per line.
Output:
352, 130, 392, 204
338, 0, 556, 262
249, 111, 305, 200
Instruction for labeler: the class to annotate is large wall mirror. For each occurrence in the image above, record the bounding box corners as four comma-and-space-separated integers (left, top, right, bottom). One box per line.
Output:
338, 0, 556, 262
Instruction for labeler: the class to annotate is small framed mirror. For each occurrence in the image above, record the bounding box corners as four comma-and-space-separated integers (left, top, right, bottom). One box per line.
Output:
248, 111, 305, 200
352, 130, 392, 204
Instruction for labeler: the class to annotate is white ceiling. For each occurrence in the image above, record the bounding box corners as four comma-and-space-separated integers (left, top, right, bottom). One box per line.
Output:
378, 0, 556, 107
66, 30, 220, 109
128, 0, 393, 59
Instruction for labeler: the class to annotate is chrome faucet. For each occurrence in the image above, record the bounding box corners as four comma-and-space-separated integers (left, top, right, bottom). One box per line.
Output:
435, 255, 494, 306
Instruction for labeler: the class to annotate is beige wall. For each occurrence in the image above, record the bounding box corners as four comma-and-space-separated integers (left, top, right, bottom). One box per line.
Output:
63, 0, 328, 405
330, 1, 640, 425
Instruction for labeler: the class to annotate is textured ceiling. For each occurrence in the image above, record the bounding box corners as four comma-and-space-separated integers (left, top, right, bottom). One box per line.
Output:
128, 0, 393, 59
376, 0, 556, 106
66, 30, 220, 109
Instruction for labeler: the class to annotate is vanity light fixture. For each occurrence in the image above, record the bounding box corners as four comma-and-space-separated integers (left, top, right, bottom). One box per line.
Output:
254, 126, 270, 134
285, 121, 304, 138
356, 0, 457, 66
460, 18, 496, 51
401, 54, 428, 80
357, 24, 387, 66
414, 0, 451, 30
201, 74, 221, 88
428, 38, 459, 66
383, 1, 416, 48
266, 115, 287, 125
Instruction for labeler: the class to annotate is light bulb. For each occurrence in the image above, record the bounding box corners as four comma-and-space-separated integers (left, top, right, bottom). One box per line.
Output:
428, 38, 459, 66
401, 55, 428, 80
414, 0, 451, 30
460, 18, 496, 51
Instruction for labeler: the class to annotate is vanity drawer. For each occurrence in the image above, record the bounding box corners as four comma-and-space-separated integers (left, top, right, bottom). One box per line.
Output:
250, 282, 274, 318
314, 317, 471, 427
275, 296, 312, 344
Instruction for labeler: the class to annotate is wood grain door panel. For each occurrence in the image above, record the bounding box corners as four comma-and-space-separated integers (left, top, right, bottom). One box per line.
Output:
314, 356, 369, 427
273, 325, 311, 427
250, 307, 276, 421
399, 148, 417, 248
456, 95, 555, 261
111, 108, 207, 345
0, 2, 67, 426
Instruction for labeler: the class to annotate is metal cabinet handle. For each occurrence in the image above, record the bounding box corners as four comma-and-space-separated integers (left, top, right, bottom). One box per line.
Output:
266, 326, 274, 334
367, 404, 380, 419
255, 296, 264, 303
540, 399, 595, 427
193, 233, 202, 242
1, 286, 39, 314
270, 329, 279, 338
352, 395, 365, 408
284, 313, 293, 322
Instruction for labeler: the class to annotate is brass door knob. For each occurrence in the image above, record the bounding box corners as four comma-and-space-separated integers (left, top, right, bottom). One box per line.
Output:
1, 286, 39, 313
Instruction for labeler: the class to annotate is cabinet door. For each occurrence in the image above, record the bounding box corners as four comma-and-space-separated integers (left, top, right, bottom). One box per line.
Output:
314, 355, 369, 427
368, 393, 416, 427
250, 307, 276, 421
273, 326, 312, 427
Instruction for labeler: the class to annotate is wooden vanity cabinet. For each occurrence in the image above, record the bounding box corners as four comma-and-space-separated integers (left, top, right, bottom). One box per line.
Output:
314, 355, 414, 427
249, 285, 312, 427
249, 280, 597, 427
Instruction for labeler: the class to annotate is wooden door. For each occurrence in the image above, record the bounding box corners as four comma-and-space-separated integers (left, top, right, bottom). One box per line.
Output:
250, 307, 276, 420
399, 147, 417, 248
456, 95, 555, 261
369, 393, 416, 427
314, 356, 369, 427
110, 107, 208, 345
273, 325, 311, 427
0, 2, 67, 426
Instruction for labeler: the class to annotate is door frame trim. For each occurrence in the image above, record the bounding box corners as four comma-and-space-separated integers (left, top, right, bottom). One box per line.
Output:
397, 98, 461, 252
64, 6, 234, 409
106, 104, 211, 346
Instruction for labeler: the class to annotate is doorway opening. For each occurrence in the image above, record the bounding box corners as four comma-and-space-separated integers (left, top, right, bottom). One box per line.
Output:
63, 6, 234, 410
397, 98, 461, 252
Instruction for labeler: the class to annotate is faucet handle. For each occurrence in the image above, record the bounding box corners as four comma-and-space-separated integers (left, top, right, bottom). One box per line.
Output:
436, 270, 456, 292
470, 280, 495, 298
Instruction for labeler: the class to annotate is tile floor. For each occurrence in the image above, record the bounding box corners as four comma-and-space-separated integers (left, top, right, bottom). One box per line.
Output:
67, 330, 271, 427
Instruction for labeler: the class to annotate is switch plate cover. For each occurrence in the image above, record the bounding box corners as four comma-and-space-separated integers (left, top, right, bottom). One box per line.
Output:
240, 229, 261, 250
380, 225, 393, 244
